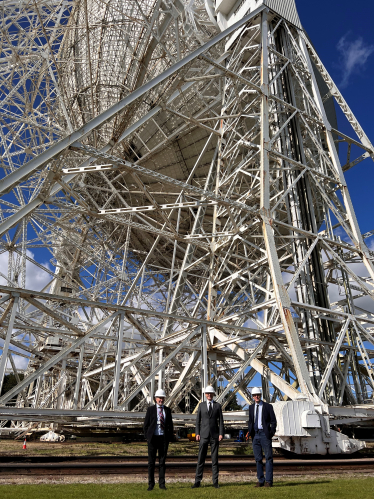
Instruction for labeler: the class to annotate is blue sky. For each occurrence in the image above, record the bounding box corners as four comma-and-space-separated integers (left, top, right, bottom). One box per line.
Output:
297, 0, 374, 234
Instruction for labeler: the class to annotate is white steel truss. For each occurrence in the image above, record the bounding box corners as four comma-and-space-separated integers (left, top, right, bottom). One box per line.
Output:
1, 1, 374, 436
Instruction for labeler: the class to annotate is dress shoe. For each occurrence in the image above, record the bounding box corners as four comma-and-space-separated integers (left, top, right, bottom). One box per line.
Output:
159, 485, 167, 490
254, 482, 264, 488
264, 482, 273, 488
213, 483, 219, 489
191, 482, 201, 489
147, 486, 154, 491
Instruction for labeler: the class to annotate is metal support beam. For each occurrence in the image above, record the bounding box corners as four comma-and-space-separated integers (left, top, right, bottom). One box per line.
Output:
0, 296, 19, 396
318, 319, 351, 399
113, 314, 124, 408
259, 10, 319, 403
0, 313, 118, 405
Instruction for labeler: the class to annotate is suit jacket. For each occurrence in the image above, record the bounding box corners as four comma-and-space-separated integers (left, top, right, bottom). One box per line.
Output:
195, 400, 224, 440
248, 401, 277, 440
143, 405, 174, 442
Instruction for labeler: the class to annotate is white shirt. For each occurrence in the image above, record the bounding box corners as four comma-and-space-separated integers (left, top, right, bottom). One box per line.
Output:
154, 404, 166, 436
254, 401, 263, 430
206, 400, 214, 412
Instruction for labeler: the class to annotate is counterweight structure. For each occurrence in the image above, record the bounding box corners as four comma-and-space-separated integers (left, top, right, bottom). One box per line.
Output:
1, 0, 374, 453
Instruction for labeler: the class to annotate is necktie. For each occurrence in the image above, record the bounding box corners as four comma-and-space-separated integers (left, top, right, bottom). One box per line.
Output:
254, 404, 259, 431
159, 406, 165, 431
208, 402, 212, 416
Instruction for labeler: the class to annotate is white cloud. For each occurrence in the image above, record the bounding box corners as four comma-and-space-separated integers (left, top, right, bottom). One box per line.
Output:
0, 250, 52, 291
4, 353, 30, 371
337, 34, 374, 87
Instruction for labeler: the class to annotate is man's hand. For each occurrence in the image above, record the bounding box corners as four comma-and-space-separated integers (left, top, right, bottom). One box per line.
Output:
196, 435, 200, 441
219, 435, 223, 442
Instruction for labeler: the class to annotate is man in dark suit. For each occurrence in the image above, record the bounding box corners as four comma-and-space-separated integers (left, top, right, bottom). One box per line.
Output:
143, 388, 174, 491
192, 385, 224, 489
248, 387, 277, 488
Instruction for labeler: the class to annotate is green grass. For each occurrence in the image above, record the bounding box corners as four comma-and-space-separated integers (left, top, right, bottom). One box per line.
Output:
1, 479, 374, 499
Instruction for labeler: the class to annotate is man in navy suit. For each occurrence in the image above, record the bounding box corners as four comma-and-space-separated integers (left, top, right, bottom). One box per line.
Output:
144, 389, 174, 491
248, 387, 277, 488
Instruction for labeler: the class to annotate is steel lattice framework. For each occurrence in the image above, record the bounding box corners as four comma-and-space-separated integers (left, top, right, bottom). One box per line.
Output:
1, 0, 374, 441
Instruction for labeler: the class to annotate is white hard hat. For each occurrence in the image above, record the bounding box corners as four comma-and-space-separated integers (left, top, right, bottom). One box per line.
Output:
155, 389, 166, 398
205, 385, 216, 394
251, 387, 262, 395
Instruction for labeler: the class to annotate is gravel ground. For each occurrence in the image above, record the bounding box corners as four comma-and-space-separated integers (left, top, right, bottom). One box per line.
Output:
1, 471, 374, 486
0, 440, 253, 457
1, 441, 372, 487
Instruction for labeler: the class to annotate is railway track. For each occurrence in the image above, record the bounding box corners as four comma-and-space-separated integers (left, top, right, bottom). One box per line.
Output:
1, 456, 374, 477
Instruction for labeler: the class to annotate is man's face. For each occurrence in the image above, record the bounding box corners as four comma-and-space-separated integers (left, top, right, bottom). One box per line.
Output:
155, 397, 165, 405
206, 392, 214, 401
253, 393, 262, 403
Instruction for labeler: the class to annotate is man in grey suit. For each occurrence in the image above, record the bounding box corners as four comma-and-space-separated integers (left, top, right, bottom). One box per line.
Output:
192, 385, 224, 489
